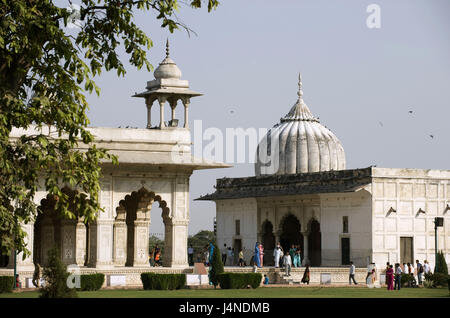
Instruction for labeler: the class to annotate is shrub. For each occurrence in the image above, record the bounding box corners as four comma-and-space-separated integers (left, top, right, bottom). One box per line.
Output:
209, 242, 224, 288
39, 247, 78, 298
424, 272, 450, 288
400, 273, 413, 287
79, 274, 105, 291
140, 273, 186, 290
0, 276, 14, 293
217, 273, 263, 289
435, 251, 449, 275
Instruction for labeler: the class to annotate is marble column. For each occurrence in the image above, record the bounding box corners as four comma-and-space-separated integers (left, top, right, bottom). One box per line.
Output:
113, 206, 127, 266
158, 97, 166, 128
169, 99, 177, 125
146, 99, 153, 129
40, 216, 54, 266
131, 201, 150, 267
302, 232, 309, 266
8, 222, 35, 271
182, 98, 190, 129
75, 220, 87, 267
132, 219, 150, 267
163, 219, 189, 268
87, 220, 114, 268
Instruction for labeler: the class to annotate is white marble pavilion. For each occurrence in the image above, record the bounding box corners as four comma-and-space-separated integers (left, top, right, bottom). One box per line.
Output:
199, 74, 450, 271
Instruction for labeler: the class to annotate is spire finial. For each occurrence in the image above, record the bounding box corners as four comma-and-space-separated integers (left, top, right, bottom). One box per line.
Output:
166, 38, 170, 58
297, 72, 303, 99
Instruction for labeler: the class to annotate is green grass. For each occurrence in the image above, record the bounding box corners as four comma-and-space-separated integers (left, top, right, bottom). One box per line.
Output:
1, 287, 449, 298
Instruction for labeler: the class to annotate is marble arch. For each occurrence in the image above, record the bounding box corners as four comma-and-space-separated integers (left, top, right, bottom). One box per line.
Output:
113, 187, 171, 267
279, 213, 304, 257
33, 187, 87, 267
260, 220, 275, 265
306, 218, 321, 266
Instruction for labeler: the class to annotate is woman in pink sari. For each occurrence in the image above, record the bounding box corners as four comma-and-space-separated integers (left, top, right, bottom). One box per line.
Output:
386, 264, 394, 290
258, 243, 264, 268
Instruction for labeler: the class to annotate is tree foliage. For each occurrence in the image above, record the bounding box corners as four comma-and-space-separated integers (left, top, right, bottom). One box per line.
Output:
0, 0, 219, 258
435, 250, 449, 275
209, 242, 223, 288
188, 230, 215, 256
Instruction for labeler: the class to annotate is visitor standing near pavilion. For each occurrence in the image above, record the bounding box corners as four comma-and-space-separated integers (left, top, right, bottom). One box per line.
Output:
349, 261, 358, 285
222, 244, 227, 265
153, 245, 161, 267
301, 265, 310, 284
294, 248, 301, 267
254, 242, 261, 268
227, 247, 234, 266
208, 242, 215, 266
416, 260, 423, 285
289, 245, 296, 267
385, 262, 390, 285
283, 252, 292, 276
188, 244, 194, 266
386, 265, 394, 290
394, 263, 402, 290
273, 244, 282, 268
148, 249, 154, 266
238, 249, 244, 267
423, 260, 431, 275
204, 245, 209, 266
407, 263, 412, 287
258, 243, 264, 268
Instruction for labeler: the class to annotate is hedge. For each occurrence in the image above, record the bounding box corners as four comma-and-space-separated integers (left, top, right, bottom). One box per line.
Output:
78, 274, 105, 291
140, 273, 186, 290
0, 276, 14, 293
217, 273, 262, 289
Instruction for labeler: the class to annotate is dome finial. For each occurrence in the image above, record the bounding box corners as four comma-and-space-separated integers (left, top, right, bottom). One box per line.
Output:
297, 72, 303, 99
166, 38, 170, 58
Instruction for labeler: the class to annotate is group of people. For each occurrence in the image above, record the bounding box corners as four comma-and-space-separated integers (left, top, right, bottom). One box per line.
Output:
273, 243, 302, 269
349, 259, 432, 290
385, 259, 431, 290
221, 244, 236, 266
148, 244, 162, 267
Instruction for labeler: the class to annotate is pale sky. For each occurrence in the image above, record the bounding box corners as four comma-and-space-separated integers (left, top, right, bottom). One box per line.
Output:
83, 0, 450, 235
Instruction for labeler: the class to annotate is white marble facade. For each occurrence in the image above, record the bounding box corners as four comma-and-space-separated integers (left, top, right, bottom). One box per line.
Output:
215, 168, 450, 270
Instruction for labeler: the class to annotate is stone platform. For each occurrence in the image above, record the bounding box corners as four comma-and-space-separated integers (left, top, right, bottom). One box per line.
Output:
1, 266, 376, 289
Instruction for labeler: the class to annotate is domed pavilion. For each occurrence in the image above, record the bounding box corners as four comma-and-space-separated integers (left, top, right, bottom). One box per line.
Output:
198, 73, 450, 276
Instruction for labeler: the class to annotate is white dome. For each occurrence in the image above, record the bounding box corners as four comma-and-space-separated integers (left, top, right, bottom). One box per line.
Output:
153, 56, 182, 80
153, 39, 182, 80
255, 74, 346, 176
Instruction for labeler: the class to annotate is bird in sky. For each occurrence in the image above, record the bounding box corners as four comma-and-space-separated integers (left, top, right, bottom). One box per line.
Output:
408, 110, 413, 114
429, 134, 434, 139
378, 121, 383, 127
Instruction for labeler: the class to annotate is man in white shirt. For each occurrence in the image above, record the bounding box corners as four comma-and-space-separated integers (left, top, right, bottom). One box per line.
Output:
349, 261, 357, 285
283, 253, 292, 276
423, 260, 431, 274
273, 243, 282, 268
222, 244, 227, 265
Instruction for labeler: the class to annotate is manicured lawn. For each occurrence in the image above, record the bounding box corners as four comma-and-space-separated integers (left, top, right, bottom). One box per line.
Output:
1, 287, 449, 298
